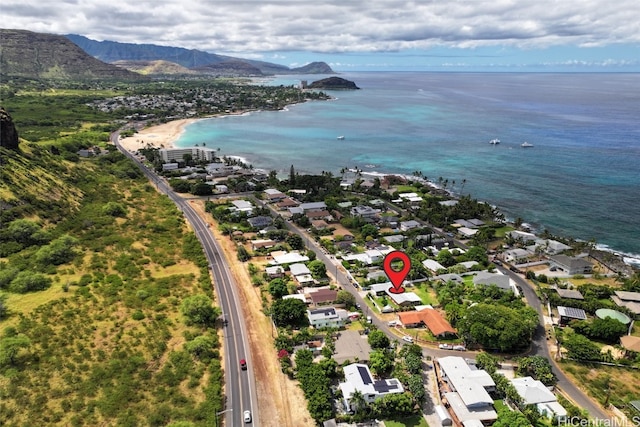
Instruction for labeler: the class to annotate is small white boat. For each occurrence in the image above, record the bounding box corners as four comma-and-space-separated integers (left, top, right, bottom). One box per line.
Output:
489, 138, 500, 145
521, 142, 534, 148
336, 135, 345, 140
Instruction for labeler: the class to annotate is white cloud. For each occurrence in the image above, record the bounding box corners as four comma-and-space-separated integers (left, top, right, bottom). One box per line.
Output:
3, 0, 639, 54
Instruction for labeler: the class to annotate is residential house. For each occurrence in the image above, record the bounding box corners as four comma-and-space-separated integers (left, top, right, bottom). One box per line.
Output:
350, 205, 381, 219
251, 239, 277, 251
540, 239, 572, 255
611, 291, 640, 315
457, 261, 479, 271
388, 291, 423, 307
270, 251, 310, 265
557, 306, 587, 326
311, 220, 329, 230
504, 248, 533, 264
457, 227, 478, 238
510, 377, 567, 422
437, 356, 497, 425
434, 273, 464, 285
339, 363, 404, 412
265, 266, 285, 278
507, 230, 538, 244
306, 210, 334, 222
473, 271, 512, 292
309, 289, 338, 306
290, 263, 314, 286
400, 220, 421, 231
276, 197, 299, 210
247, 215, 273, 229
231, 199, 253, 214
439, 200, 458, 207
205, 162, 235, 177
307, 307, 348, 328
263, 188, 286, 202
299, 201, 327, 212
398, 308, 457, 337
549, 255, 593, 275
555, 288, 584, 300
383, 235, 405, 244
422, 259, 446, 273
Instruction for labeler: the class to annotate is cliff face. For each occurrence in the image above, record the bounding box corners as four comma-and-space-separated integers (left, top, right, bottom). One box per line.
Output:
0, 108, 20, 150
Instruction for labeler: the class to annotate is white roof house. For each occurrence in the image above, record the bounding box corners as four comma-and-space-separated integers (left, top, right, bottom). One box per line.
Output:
473, 271, 512, 292
271, 252, 310, 265
231, 199, 253, 213
422, 259, 446, 272
339, 363, 404, 412
511, 377, 567, 421
438, 356, 495, 407
307, 307, 348, 328
290, 263, 311, 277
388, 291, 422, 306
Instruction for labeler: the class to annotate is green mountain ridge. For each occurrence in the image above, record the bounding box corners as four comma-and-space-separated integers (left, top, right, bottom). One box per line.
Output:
0, 29, 143, 80
65, 33, 334, 76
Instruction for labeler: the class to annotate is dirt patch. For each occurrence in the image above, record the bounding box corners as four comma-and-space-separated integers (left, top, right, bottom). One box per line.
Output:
190, 200, 314, 427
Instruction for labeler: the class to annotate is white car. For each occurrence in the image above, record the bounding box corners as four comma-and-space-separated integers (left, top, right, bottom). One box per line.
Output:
387, 320, 398, 327
243, 410, 252, 423
402, 335, 414, 343
439, 343, 453, 350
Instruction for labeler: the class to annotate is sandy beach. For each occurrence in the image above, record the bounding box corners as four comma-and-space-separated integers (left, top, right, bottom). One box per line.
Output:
118, 118, 198, 152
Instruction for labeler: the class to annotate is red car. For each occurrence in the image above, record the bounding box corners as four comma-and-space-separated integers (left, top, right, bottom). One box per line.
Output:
240, 359, 247, 370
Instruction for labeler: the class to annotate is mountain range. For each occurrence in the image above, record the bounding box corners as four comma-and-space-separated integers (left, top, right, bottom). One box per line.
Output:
0, 29, 334, 80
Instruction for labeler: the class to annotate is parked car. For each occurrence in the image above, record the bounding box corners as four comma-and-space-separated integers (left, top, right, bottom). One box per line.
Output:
439, 344, 453, 350
243, 410, 252, 423
402, 336, 414, 343
388, 320, 398, 327
240, 359, 247, 370
453, 345, 466, 351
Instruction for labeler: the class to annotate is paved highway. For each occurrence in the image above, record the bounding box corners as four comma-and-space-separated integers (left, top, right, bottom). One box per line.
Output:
112, 132, 258, 426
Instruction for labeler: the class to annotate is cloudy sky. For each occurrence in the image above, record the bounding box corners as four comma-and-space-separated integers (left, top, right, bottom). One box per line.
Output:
3, 0, 639, 71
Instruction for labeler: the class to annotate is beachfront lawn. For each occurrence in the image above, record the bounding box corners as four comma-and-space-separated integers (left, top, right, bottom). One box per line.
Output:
384, 415, 430, 427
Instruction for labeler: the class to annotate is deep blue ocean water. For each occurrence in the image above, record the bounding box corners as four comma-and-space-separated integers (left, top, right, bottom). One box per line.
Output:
176, 72, 640, 263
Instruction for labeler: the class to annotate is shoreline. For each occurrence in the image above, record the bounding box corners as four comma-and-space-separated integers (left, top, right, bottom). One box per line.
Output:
118, 118, 199, 152
119, 116, 640, 270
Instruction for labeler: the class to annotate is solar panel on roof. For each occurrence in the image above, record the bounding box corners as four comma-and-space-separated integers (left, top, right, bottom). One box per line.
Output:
357, 366, 372, 384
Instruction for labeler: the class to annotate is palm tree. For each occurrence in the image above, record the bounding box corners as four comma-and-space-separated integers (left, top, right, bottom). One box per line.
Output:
349, 389, 367, 415
460, 178, 467, 194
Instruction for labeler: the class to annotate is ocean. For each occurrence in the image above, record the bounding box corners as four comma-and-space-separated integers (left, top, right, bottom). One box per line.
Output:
175, 72, 640, 265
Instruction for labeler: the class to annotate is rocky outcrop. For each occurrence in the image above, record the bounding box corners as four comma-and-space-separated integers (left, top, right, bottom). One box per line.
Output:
0, 108, 19, 150
307, 77, 360, 90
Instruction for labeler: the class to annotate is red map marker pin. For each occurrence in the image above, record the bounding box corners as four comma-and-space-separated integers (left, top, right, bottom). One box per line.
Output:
383, 250, 411, 294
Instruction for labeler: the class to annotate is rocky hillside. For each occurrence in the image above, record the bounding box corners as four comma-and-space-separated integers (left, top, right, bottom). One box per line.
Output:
111, 60, 198, 75
307, 77, 359, 90
0, 29, 143, 80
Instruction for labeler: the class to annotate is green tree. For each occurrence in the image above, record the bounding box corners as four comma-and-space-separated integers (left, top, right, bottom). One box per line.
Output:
102, 201, 128, 217
457, 303, 537, 352
587, 317, 628, 343
369, 349, 394, 376
368, 330, 390, 349
9, 271, 52, 293
268, 278, 289, 298
185, 335, 217, 361
307, 260, 327, 278
237, 245, 251, 262
516, 355, 557, 386
271, 298, 308, 327
349, 389, 368, 415
285, 233, 304, 250
360, 224, 379, 240
191, 181, 213, 196
436, 249, 456, 267
492, 405, 531, 427
0, 335, 31, 367
563, 333, 602, 361
35, 234, 79, 266
180, 294, 219, 327
335, 290, 356, 309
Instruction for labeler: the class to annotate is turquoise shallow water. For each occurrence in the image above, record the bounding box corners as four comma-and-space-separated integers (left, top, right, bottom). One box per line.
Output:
176, 72, 640, 263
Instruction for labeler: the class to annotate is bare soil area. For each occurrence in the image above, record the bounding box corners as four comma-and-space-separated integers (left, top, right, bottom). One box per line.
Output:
189, 200, 314, 427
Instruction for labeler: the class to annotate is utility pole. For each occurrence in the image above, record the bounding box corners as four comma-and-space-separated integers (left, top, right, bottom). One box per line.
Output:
215, 408, 233, 427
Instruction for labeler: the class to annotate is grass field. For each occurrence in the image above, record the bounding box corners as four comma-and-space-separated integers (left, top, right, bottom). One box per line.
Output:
384, 415, 430, 427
